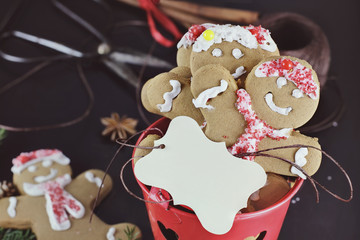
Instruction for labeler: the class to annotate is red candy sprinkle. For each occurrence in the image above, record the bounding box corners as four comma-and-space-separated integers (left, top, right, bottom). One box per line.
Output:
13, 149, 60, 166
187, 25, 206, 41
245, 25, 267, 44
230, 89, 290, 160
45, 179, 83, 225
256, 58, 318, 98
281, 59, 294, 70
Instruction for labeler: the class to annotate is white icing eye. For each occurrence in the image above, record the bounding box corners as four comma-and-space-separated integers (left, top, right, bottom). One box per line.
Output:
292, 89, 304, 98
28, 165, 37, 172
42, 159, 53, 167
232, 48, 243, 59
276, 77, 287, 88
212, 48, 222, 57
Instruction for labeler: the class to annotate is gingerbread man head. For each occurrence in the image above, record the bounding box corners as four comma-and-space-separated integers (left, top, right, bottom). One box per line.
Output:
245, 56, 320, 128
11, 149, 72, 195
177, 24, 280, 82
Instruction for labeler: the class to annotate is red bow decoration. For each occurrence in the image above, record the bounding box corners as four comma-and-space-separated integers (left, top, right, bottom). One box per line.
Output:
138, 0, 183, 47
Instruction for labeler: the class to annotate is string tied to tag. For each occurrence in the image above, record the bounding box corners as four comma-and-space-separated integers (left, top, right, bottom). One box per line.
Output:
235, 144, 353, 203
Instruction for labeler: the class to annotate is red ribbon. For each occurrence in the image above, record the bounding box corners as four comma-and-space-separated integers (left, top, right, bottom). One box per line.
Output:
138, 0, 183, 47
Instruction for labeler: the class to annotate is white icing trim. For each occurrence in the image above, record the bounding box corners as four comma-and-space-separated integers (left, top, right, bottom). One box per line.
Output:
232, 66, 246, 79
34, 168, 58, 183
45, 193, 71, 231
292, 89, 304, 98
85, 172, 103, 188
276, 77, 287, 88
23, 174, 71, 196
260, 34, 277, 52
7, 197, 17, 218
42, 159, 53, 167
291, 148, 308, 179
192, 80, 228, 110
28, 165, 37, 172
23, 182, 45, 196
232, 48, 243, 59
191, 24, 258, 52
270, 128, 293, 138
177, 23, 215, 49
106, 227, 116, 240
255, 59, 319, 99
157, 80, 181, 113
264, 93, 292, 115
212, 48, 222, 57
12, 152, 70, 174
200, 121, 207, 129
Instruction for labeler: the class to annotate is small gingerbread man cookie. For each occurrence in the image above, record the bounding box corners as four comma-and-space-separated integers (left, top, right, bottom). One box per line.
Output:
0, 149, 141, 240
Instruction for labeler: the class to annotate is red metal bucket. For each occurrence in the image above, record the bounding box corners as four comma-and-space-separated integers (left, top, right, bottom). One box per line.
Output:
133, 117, 303, 240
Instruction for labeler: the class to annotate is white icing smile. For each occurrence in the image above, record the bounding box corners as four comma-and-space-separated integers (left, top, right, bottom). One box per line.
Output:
264, 93, 292, 115
34, 168, 58, 183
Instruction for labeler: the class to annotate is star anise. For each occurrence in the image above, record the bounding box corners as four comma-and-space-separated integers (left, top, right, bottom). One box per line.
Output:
101, 113, 138, 141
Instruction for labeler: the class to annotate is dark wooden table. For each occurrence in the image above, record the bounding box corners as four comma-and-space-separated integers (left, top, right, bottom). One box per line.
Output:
0, 0, 359, 239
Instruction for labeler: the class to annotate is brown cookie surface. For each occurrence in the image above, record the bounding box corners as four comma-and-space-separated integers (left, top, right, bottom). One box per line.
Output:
141, 71, 204, 124
255, 131, 322, 177
245, 56, 320, 129
1, 150, 141, 240
243, 173, 291, 212
191, 64, 245, 146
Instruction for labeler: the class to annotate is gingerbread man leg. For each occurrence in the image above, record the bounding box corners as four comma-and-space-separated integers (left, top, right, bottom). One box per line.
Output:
191, 64, 245, 147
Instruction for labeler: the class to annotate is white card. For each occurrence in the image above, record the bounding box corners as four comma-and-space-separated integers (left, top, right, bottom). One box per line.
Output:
134, 116, 266, 235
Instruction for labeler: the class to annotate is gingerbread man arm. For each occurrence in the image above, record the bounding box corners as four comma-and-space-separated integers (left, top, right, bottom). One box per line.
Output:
142, 71, 204, 124
191, 64, 246, 146
0, 195, 41, 229
255, 131, 322, 177
65, 169, 113, 209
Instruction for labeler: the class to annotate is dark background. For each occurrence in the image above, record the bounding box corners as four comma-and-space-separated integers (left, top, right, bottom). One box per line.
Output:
0, 0, 359, 239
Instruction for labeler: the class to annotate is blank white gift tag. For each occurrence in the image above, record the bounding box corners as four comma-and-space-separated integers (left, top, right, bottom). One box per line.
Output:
134, 116, 266, 235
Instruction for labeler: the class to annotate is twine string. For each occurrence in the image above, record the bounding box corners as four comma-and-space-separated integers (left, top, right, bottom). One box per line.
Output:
236, 144, 353, 203
0, 61, 94, 132
90, 127, 165, 222
116, 138, 352, 207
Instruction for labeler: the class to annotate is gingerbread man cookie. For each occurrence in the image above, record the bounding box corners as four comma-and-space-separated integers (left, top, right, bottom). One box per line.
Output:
142, 24, 279, 126
0, 149, 141, 240
178, 24, 279, 86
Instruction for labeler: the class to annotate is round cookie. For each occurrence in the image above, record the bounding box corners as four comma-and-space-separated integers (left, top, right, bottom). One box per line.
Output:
191, 64, 245, 147
245, 56, 320, 129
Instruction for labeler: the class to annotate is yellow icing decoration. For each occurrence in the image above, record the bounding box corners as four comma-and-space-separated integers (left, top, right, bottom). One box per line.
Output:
203, 29, 214, 41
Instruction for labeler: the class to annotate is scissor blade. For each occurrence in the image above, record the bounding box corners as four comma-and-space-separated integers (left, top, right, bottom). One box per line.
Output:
109, 50, 173, 69
102, 58, 138, 88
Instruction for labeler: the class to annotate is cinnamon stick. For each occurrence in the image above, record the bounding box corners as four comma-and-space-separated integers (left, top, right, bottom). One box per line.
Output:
117, 0, 258, 25
160, 0, 258, 24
